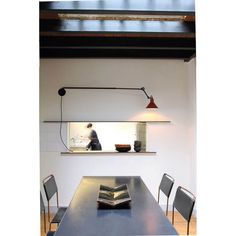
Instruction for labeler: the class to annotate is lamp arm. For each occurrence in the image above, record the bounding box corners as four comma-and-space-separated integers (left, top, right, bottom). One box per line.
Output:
140, 87, 151, 99
58, 86, 152, 100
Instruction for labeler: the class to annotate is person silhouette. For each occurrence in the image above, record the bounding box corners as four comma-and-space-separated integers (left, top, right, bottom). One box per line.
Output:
86, 123, 102, 151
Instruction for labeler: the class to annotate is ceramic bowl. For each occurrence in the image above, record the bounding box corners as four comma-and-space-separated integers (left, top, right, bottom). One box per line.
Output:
115, 144, 131, 152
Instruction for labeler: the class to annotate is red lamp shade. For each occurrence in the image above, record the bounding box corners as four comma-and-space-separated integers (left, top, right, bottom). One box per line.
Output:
146, 96, 158, 109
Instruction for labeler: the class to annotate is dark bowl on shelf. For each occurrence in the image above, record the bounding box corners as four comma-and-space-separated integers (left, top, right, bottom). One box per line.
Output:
115, 144, 131, 152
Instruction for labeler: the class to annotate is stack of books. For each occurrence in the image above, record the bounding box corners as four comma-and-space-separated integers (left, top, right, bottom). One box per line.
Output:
97, 184, 131, 209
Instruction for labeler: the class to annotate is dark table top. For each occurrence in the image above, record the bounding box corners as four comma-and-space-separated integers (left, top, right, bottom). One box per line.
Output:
54, 176, 178, 236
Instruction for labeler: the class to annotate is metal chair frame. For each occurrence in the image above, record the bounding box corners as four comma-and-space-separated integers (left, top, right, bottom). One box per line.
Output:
157, 173, 175, 216
43, 174, 66, 230
172, 186, 196, 235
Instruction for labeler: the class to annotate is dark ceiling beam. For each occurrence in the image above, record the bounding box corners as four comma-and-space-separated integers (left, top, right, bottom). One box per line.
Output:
40, 36, 195, 47
184, 53, 196, 62
40, 47, 195, 59
40, 28, 196, 60
41, 46, 195, 51
40, 32, 195, 39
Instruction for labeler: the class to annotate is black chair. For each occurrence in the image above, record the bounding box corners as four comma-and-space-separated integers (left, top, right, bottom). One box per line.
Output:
172, 186, 196, 235
43, 175, 67, 230
157, 173, 175, 216
40, 192, 46, 233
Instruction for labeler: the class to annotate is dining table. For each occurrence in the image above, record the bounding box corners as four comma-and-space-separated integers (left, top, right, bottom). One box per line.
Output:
54, 176, 178, 235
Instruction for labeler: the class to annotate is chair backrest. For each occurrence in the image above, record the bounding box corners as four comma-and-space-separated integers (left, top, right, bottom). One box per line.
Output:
173, 186, 195, 222
40, 191, 45, 212
159, 173, 174, 198
43, 175, 58, 201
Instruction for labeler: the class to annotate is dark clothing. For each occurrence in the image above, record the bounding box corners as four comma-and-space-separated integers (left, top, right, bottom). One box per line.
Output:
87, 130, 102, 150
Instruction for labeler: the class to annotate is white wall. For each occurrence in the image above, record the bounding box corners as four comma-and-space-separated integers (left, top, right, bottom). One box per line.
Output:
40, 59, 196, 209
187, 58, 196, 195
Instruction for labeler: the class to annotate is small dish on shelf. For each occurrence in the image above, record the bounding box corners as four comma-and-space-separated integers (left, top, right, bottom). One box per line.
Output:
115, 144, 131, 152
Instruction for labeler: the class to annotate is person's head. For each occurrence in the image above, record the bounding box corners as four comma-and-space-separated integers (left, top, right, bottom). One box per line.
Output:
87, 123, 92, 129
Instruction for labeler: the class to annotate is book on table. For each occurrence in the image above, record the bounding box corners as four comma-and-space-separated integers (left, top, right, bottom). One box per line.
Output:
97, 184, 131, 208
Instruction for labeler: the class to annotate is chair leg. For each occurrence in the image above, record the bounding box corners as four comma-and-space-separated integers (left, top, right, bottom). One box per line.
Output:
157, 188, 160, 203
48, 202, 50, 223
49, 222, 52, 231
187, 221, 190, 235
166, 197, 169, 216
56, 191, 59, 208
43, 210, 46, 232
172, 206, 174, 225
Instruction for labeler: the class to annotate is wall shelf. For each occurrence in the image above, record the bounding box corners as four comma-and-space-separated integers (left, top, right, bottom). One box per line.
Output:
43, 120, 171, 123
61, 151, 156, 155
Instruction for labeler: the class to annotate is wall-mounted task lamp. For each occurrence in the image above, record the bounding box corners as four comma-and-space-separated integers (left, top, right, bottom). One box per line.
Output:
58, 86, 158, 108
